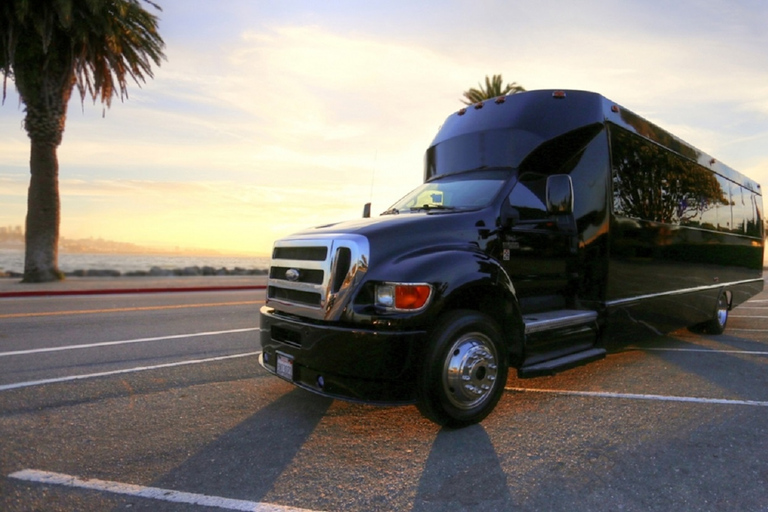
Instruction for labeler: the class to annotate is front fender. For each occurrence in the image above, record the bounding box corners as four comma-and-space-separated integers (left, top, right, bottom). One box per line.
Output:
359, 245, 520, 328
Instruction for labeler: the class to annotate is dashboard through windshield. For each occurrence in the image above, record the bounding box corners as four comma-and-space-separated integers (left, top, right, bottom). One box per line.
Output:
383, 170, 512, 214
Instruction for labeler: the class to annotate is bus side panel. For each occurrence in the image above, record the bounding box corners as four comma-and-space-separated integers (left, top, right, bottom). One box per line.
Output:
730, 278, 764, 310
603, 123, 763, 341
604, 218, 763, 340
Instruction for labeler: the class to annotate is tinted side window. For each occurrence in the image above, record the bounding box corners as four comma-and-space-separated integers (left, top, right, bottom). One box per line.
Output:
731, 183, 762, 237
509, 125, 609, 223
508, 173, 547, 220
610, 126, 729, 226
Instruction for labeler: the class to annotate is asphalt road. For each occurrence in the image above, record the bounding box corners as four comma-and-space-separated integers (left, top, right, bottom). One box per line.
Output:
1, 284, 767, 511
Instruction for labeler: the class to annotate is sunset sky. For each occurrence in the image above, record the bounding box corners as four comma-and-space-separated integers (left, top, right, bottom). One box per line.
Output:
1, 0, 767, 256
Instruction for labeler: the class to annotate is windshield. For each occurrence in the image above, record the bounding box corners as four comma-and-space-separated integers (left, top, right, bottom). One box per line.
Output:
383, 169, 511, 214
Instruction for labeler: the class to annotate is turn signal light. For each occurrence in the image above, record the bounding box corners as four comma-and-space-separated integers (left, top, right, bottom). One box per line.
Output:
375, 283, 433, 311
395, 285, 432, 310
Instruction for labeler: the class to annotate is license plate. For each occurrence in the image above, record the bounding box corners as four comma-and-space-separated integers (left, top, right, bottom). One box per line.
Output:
276, 352, 294, 381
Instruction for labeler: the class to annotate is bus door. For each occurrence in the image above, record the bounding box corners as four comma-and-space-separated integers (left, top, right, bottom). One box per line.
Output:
500, 172, 579, 309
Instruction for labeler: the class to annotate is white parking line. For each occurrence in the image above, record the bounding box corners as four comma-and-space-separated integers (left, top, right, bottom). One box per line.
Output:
0, 352, 260, 392
8, 469, 320, 512
637, 347, 768, 356
0, 328, 261, 358
506, 387, 768, 407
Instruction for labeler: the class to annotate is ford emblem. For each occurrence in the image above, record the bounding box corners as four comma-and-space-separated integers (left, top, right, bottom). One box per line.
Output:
285, 268, 300, 282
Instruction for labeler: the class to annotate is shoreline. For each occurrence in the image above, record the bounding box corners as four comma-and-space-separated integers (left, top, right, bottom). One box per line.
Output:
0, 274, 267, 297
0, 265, 269, 279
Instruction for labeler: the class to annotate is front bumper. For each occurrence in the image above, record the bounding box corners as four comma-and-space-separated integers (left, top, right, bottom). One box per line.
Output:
259, 306, 426, 404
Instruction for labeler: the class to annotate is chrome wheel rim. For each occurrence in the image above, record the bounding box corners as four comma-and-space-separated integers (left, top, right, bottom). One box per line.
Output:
442, 332, 499, 410
716, 295, 728, 328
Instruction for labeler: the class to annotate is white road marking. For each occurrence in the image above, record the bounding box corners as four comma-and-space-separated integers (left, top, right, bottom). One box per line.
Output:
0, 328, 261, 358
0, 352, 260, 392
506, 387, 768, 407
8, 469, 320, 512
637, 347, 768, 356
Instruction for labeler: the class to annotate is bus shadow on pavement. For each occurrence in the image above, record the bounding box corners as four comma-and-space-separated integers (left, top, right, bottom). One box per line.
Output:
134, 385, 515, 511
146, 387, 332, 505
412, 424, 514, 511
654, 330, 768, 401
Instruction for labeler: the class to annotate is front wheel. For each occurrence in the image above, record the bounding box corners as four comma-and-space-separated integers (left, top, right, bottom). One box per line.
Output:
416, 310, 508, 428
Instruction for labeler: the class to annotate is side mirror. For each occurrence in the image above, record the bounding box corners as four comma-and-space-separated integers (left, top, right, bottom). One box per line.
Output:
546, 174, 574, 215
362, 202, 371, 218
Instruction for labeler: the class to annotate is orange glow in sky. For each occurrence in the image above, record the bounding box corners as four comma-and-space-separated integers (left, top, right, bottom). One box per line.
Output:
2, 1, 767, 256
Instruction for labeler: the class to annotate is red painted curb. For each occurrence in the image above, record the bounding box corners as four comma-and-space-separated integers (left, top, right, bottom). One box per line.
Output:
0, 285, 266, 298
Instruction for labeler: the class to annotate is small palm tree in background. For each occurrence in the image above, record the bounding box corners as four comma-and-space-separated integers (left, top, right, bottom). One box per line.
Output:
462, 74, 525, 105
1, 0, 165, 282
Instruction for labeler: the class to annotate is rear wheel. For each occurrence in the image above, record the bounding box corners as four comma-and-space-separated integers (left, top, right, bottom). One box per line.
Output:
416, 310, 508, 428
690, 291, 729, 335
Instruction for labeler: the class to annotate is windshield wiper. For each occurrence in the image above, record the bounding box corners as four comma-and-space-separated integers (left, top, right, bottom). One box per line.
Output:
410, 204, 456, 212
381, 207, 400, 215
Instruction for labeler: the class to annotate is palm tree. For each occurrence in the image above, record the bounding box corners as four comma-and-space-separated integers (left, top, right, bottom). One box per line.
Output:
1, 0, 165, 282
462, 74, 525, 105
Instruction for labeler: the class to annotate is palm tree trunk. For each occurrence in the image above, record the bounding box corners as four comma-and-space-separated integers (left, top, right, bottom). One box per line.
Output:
15, 54, 73, 283
23, 139, 63, 282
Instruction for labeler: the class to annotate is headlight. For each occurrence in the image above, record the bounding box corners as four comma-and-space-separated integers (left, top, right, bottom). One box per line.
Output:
374, 283, 433, 311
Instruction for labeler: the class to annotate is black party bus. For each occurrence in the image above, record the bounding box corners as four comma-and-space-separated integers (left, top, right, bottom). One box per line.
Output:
259, 90, 764, 427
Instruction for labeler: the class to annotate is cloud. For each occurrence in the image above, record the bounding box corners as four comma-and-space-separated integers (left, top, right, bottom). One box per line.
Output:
3, 2, 767, 255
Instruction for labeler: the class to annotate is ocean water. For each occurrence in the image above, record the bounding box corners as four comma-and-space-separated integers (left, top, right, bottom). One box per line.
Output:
0, 249, 270, 274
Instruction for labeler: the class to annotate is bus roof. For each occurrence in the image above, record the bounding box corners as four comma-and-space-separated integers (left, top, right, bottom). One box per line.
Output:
428, 89, 760, 195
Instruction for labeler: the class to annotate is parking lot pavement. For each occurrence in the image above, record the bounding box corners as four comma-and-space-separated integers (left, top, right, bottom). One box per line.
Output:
1, 281, 767, 511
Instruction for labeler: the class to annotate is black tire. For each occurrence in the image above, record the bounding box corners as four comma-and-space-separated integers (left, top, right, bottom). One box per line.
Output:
703, 291, 729, 334
416, 310, 508, 428
690, 291, 729, 335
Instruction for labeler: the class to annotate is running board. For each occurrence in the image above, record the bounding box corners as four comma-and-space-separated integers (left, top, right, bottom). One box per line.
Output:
518, 347, 606, 378
518, 309, 603, 378
523, 310, 598, 335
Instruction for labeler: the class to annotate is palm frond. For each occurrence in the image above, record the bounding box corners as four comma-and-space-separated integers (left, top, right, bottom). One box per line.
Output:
1, 0, 165, 107
461, 74, 526, 105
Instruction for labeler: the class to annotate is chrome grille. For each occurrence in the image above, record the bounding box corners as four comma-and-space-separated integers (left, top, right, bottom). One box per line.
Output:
266, 234, 369, 320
